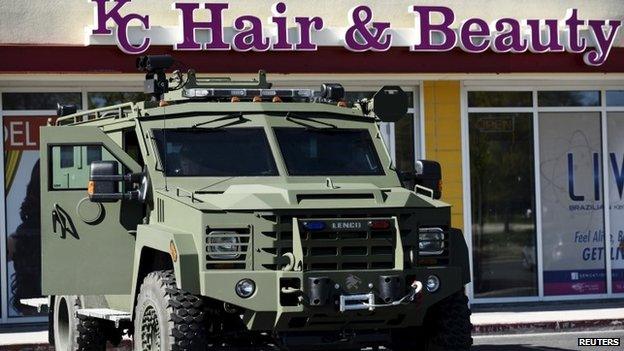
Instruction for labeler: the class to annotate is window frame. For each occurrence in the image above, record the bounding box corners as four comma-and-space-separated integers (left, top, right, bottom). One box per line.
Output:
273, 126, 386, 177
47, 143, 127, 191
462, 83, 624, 305
151, 127, 280, 178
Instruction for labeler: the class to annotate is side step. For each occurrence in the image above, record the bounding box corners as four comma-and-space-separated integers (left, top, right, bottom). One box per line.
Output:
76, 308, 131, 328
19, 298, 49, 313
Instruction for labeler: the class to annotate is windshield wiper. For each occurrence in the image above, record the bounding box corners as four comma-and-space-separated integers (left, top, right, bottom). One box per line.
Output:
284, 112, 337, 130
190, 112, 247, 129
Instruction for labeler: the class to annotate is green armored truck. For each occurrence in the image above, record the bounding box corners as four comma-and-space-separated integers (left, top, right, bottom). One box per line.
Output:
36, 55, 472, 350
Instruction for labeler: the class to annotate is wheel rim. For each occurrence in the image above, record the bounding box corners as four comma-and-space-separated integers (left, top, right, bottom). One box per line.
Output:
56, 297, 71, 350
141, 305, 161, 351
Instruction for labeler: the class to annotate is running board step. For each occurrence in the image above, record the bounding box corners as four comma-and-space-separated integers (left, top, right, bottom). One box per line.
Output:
20, 298, 49, 313
76, 308, 131, 328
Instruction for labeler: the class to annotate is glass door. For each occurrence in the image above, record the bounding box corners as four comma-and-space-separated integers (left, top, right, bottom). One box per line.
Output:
469, 112, 538, 298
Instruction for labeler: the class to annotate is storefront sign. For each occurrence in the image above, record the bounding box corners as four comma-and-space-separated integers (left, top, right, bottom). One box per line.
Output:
88, 1, 622, 66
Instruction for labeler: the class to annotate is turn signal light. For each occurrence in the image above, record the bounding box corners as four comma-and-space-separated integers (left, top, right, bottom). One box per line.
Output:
87, 181, 95, 195
368, 220, 391, 230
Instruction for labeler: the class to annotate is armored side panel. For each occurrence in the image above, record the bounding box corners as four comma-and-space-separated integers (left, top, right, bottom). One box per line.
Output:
40, 126, 142, 294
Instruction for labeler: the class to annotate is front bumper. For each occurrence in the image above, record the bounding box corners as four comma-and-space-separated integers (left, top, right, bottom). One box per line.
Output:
199, 266, 463, 331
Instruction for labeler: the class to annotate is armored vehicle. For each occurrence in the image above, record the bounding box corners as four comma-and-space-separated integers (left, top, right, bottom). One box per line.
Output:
38, 55, 472, 350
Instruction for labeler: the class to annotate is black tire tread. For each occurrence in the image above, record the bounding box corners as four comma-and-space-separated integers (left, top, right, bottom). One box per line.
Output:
139, 270, 206, 351
390, 290, 473, 351
76, 312, 107, 350
425, 290, 473, 351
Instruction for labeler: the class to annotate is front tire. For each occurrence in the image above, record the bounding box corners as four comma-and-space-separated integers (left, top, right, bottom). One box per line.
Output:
134, 270, 206, 351
52, 295, 107, 351
391, 290, 473, 351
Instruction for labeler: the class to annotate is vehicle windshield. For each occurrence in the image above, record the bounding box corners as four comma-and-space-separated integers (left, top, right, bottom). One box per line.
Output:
274, 128, 384, 176
152, 128, 278, 176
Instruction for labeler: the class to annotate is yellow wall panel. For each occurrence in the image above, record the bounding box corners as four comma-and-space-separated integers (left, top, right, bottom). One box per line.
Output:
423, 81, 464, 230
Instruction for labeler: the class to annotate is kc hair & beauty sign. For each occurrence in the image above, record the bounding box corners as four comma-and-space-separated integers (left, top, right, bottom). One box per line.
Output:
89, 0, 623, 66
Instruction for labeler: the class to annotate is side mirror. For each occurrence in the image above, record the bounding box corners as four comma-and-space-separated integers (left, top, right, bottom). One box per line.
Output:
368, 86, 408, 122
88, 161, 145, 203
400, 160, 442, 199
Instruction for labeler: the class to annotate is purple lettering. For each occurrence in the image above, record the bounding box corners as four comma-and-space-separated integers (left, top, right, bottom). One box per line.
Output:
492, 18, 527, 52
91, 0, 150, 54
584, 19, 623, 66
174, 2, 229, 50
459, 18, 490, 52
344, 6, 392, 52
526, 19, 564, 53
232, 16, 270, 51
271, 2, 292, 50
410, 6, 456, 51
564, 9, 587, 53
294, 17, 323, 50
91, 0, 129, 35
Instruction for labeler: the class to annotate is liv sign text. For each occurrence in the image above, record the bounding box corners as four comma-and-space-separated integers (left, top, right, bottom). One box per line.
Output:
90, 0, 623, 66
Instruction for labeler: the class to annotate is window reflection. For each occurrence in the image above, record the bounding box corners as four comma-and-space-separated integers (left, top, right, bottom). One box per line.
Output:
2, 93, 81, 110
538, 91, 600, 107
606, 91, 624, 106
468, 91, 532, 108
469, 113, 538, 297
87, 92, 145, 109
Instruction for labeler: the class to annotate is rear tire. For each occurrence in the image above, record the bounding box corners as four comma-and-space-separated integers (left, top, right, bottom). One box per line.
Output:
133, 270, 206, 350
391, 290, 473, 351
53, 295, 107, 351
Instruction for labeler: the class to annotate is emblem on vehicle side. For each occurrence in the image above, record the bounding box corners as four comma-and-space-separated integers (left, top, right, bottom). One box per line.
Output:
345, 274, 362, 290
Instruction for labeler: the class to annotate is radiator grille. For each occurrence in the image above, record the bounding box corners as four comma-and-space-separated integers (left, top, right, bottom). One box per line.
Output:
258, 214, 418, 271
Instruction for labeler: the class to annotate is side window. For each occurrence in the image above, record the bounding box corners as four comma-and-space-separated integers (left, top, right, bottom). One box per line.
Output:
50, 145, 122, 190
60, 146, 74, 168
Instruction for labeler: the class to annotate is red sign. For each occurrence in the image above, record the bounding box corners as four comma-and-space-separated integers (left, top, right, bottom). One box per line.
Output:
3, 116, 51, 151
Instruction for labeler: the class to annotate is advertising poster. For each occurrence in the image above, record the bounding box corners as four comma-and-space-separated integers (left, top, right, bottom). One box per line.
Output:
608, 112, 624, 293
539, 112, 606, 295
4, 116, 48, 316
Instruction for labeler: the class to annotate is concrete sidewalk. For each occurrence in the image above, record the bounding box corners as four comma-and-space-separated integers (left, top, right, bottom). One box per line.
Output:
1, 306, 623, 349
471, 306, 624, 334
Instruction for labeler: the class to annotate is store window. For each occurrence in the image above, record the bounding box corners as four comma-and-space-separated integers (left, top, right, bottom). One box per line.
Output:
1, 92, 82, 319
468, 92, 538, 298
0, 89, 125, 322
538, 91, 601, 107
468, 88, 624, 301
606, 91, 624, 106
2, 92, 81, 110
539, 111, 606, 295
87, 92, 145, 109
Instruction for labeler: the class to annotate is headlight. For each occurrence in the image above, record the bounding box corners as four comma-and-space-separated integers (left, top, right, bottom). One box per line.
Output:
207, 231, 241, 259
418, 227, 445, 255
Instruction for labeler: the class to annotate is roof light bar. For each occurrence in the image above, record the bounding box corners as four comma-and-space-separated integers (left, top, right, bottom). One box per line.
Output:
183, 88, 313, 99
